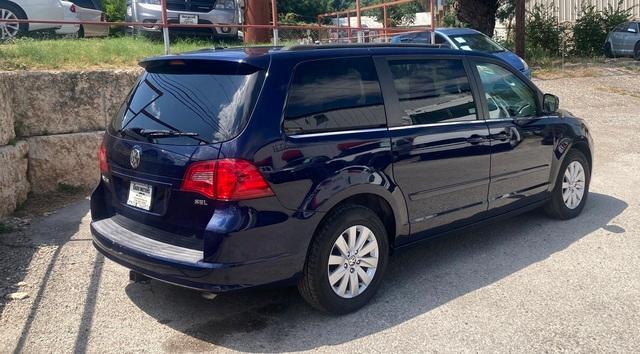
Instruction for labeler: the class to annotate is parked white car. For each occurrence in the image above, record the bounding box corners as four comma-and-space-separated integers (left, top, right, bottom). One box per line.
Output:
0, 0, 64, 39
55, 0, 79, 35
70, 0, 107, 37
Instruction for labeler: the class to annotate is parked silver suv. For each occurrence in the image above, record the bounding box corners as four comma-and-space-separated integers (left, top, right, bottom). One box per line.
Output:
604, 21, 640, 59
125, 0, 239, 39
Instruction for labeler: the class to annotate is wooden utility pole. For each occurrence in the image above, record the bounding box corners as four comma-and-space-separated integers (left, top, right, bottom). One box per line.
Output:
515, 0, 525, 59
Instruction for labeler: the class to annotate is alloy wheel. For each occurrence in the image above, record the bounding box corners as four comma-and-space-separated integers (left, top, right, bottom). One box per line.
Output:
327, 225, 379, 299
562, 161, 586, 209
0, 8, 20, 40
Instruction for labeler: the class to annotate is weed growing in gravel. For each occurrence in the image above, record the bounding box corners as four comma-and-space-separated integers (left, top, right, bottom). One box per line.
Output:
0, 222, 14, 234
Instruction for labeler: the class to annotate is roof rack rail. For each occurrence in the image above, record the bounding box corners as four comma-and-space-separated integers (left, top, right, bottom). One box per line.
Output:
286, 43, 445, 51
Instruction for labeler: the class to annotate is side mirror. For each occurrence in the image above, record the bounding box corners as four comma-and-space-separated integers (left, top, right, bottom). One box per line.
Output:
543, 94, 560, 113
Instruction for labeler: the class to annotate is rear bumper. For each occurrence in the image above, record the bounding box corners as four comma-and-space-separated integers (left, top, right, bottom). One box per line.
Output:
91, 217, 302, 292
90, 178, 319, 293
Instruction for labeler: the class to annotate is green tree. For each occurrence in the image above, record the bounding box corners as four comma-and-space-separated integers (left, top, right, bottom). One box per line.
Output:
277, 0, 335, 23
525, 4, 563, 56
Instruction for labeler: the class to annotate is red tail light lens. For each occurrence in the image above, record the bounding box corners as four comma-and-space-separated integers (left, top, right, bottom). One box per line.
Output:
98, 142, 109, 173
181, 159, 273, 201
70, 4, 76, 13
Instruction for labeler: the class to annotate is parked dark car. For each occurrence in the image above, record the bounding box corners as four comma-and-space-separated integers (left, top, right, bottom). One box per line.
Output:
91, 44, 594, 314
604, 21, 640, 59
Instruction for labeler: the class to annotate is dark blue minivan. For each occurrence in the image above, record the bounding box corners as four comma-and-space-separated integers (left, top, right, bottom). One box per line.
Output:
91, 44, 593, 314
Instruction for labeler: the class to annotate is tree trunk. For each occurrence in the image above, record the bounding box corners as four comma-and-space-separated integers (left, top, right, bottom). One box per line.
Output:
515, 0, 525, 58
454, 0, 501, 37
244, 0, 271, 44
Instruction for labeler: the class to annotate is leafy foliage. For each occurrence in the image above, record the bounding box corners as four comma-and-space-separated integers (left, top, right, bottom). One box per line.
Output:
361, 0, 424, 26
602, 0, 635, 34
277, 0, 335, 23
573, 5, 605, 56
103, 0, 126, 23
574, 0, 633, 56
525, 4, 565, 57
278, 0, 425, 26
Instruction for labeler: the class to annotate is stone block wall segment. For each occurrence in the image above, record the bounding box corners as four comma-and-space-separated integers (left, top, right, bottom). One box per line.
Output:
0, 141, 29, 217
10, 70, 140, 137
27, 131, 104, 192
0, 74, 16, 145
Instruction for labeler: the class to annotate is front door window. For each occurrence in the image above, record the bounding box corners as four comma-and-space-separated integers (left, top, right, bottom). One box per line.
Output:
475, 63, 537, 119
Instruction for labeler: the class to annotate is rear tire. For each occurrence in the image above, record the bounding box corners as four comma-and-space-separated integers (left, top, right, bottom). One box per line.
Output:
545, 149, 590, 220
0, 3, 27, 40
298, 204, 389, 314
634, 42, 640, 61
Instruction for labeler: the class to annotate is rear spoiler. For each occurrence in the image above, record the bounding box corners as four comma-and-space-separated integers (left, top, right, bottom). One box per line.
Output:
139, 56, 266, 75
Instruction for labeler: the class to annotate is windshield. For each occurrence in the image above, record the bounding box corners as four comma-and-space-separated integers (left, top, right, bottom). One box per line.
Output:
111, 70, 264, 145
449, 33, 505, 53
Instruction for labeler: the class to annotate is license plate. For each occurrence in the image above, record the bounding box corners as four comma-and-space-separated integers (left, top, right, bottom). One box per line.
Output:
127, 181, 153, 211
179, 14, 198, 25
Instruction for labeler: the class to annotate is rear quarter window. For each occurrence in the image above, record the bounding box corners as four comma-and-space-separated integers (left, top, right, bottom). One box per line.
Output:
283, 57, 386, 135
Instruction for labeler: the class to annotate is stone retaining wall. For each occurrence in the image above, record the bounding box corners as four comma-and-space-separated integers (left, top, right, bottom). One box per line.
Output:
0, 70, 141, 217
0, 142, 29, 217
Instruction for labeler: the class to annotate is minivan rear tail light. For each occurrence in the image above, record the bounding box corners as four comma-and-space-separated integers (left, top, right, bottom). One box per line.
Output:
181, 159, 274, 201
98, 142, 109, 174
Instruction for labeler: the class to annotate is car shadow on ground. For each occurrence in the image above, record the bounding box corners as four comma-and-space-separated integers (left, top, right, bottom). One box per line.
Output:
2, 198, 91, 353
125, 192, 626, 352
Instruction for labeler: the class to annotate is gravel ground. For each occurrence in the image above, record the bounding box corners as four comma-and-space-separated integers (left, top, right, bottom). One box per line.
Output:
1, 70, 639, 353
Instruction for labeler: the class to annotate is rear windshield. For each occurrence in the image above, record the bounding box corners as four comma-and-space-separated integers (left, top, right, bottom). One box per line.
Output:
450, 33, 504, 53
111, 69, 264, 145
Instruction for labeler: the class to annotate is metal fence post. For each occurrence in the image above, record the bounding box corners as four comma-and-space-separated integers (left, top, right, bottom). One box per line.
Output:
271, 0, 279, 46
430, 0, 436, 44
161, 0, 170, 54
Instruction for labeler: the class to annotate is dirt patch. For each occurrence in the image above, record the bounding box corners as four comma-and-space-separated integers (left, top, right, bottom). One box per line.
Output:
12, 189, 90, 219
535, 65, 640, 80
595, 85, 640, 99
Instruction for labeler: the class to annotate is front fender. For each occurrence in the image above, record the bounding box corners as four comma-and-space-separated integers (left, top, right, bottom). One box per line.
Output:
548, 116, 594, 191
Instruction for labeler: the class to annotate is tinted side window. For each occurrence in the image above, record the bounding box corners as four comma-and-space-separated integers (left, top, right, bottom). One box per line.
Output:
615, 23, 628, 32
284, 57, 385, 134
475, 62, 537, 119
73, 0, 97, 9
388, 59, 477, 125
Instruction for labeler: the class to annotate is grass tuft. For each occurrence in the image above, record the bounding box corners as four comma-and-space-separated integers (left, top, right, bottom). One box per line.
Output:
0, 36, 240, 70
57, 183, 84, 194
0, 222, 14, 234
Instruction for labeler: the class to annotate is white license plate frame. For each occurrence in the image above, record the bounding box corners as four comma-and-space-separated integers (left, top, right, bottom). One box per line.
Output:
127, 181, 153, 211
179, 14, 198, 25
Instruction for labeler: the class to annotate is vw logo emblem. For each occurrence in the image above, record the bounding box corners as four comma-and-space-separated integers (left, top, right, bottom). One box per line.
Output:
130, 146, 142, 169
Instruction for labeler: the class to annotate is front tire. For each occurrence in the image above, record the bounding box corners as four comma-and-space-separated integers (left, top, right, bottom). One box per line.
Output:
298, 204, 389, 314
545, 149, 590, 219
634, 42, 640, 61
0, 3, 27, 40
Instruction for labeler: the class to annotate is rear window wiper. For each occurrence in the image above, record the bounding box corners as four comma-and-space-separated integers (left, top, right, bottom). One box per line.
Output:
138, 129, 200, 138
